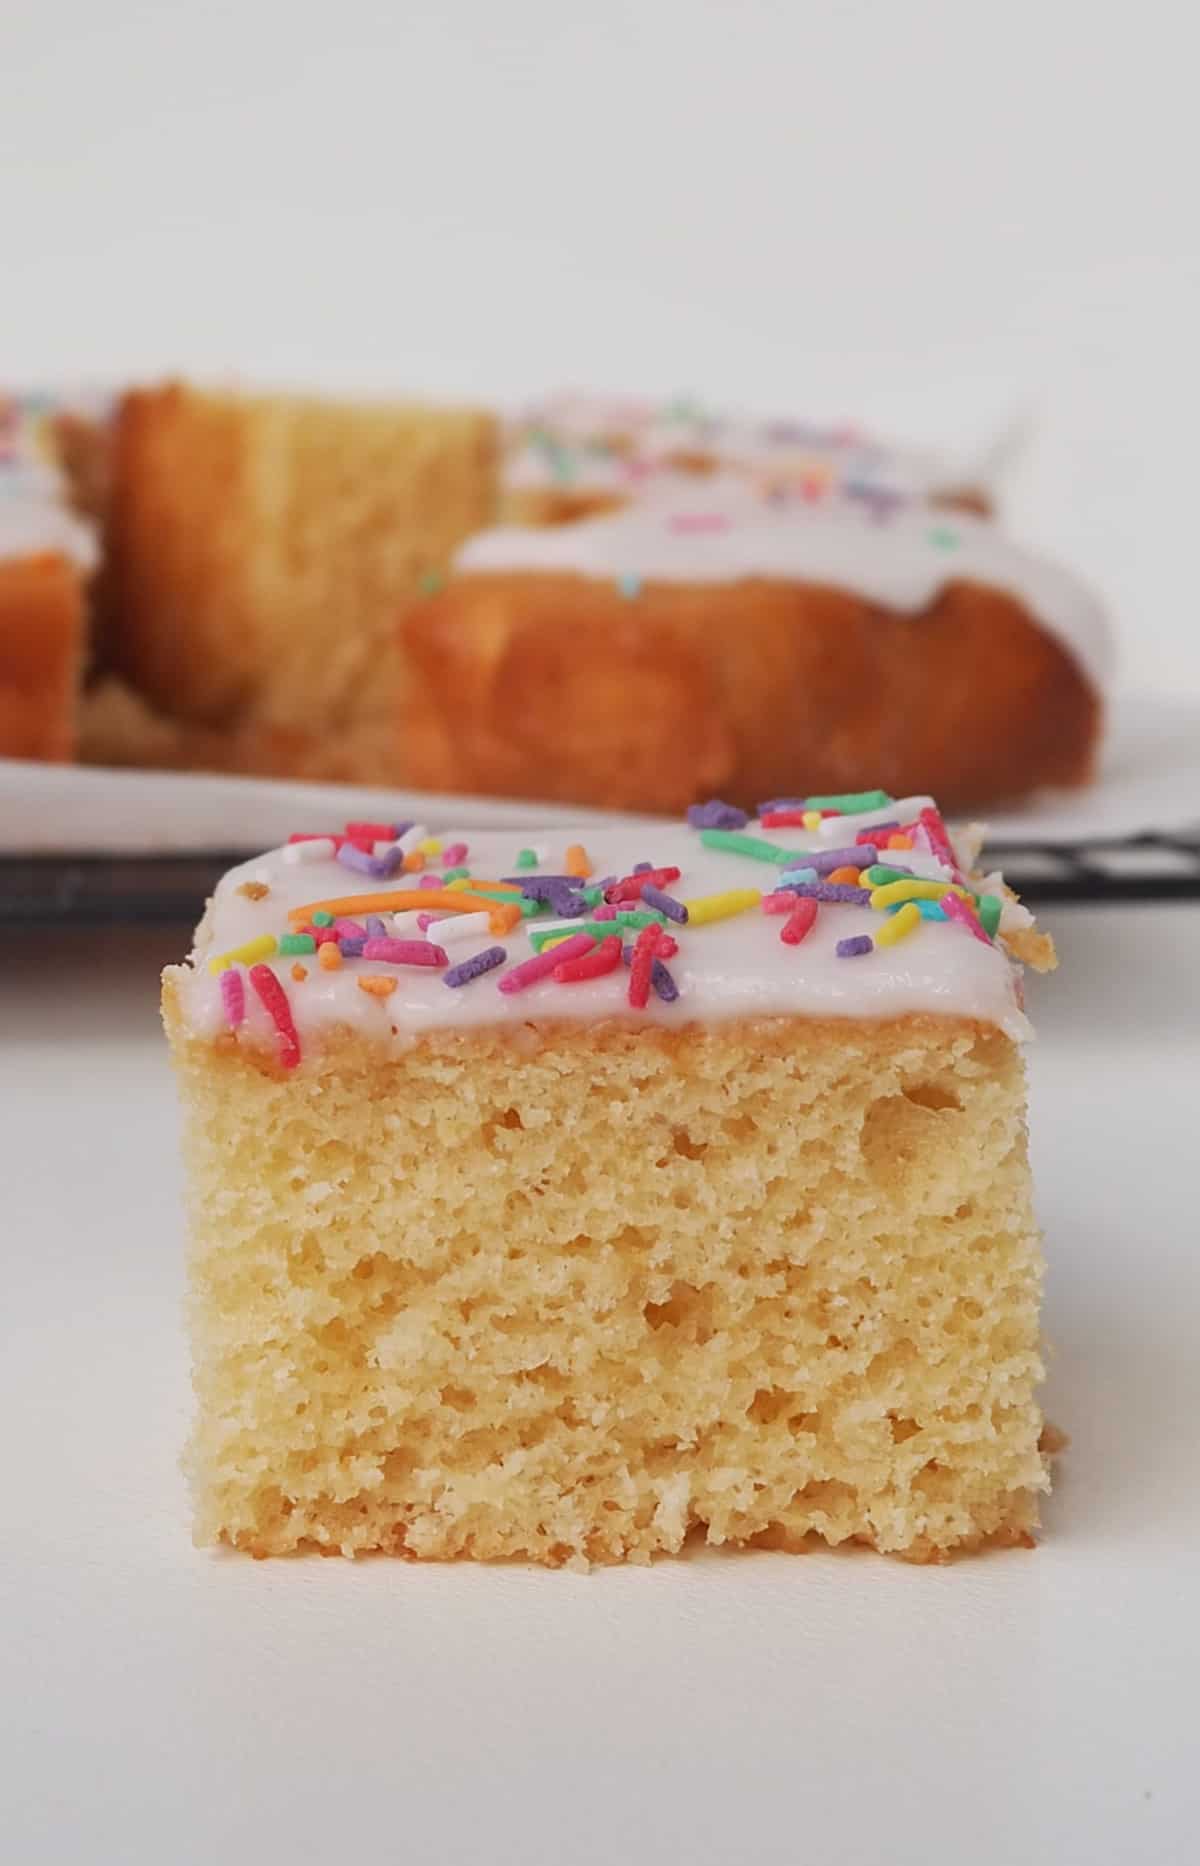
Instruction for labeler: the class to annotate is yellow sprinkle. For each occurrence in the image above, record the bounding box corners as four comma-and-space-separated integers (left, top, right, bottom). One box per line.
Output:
873, 902, 923, 947
682, 887, 762, 926
207, 933, 277, 976
357, 975, 397, 999
318, 942, 342, 971
445, 876, 521, 894
418, 838, 443, 856
564, 842, 592, 879
542, 933, 575, 950
802, 811, 823, 830
869, 879, 971, 911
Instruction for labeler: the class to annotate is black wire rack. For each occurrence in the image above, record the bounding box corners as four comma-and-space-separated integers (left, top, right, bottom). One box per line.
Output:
2, 832, 1199, 926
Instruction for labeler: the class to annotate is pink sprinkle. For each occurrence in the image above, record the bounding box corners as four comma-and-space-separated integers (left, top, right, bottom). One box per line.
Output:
941, 893, 990, 944
219, 968, 245, 1026
441, 842, 468, 866
667, 513, 730, 534
360, 939, 447, 967
418, 874, 443, 890
593, 902, 618, 921
334, 917, 367, 938
416, 911, 446, 931
761, 892, 796, 915
498, 932, 594, 994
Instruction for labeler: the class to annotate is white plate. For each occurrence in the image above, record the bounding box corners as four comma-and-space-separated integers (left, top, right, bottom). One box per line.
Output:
1, 688, 1196, 855
3, 902, 1197, 1865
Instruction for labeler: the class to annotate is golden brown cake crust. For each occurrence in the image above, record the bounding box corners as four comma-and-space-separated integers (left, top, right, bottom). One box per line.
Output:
0, 553, 85, 761
398, 570, 1101, 814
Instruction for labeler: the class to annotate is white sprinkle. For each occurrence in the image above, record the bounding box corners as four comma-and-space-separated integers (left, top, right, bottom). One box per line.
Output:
282, 837, 336, 865
434, 910, 492, 946
373, 839, 401, 859
397, 824, 428, 856
815, 797, 935, 841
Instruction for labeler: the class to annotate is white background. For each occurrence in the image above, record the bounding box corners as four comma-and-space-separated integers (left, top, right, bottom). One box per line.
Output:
4, 0, 1200, 695
4, 9, 1200, 1862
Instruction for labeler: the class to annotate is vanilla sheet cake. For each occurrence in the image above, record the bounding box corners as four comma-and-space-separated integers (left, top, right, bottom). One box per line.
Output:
163, 790, 1056, 1565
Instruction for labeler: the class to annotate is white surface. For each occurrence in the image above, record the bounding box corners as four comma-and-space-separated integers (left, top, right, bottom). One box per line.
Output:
3, 905, 1199, 1865
3, 689, 1198, 854
4, 1, 1200, 698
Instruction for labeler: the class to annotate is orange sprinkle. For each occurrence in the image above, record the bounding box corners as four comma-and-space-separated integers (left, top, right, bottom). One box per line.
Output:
887, 833, 914, 850
290, 962, 308, 982
357, 975, 397, 999
564, 843, 592, 879
827, 865, 862, 886
318, 942, 342, 971
403, 850, 425, 872
288, 888, 518, 936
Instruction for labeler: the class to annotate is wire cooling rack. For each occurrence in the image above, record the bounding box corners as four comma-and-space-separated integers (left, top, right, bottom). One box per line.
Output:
2, 833, 1199, 925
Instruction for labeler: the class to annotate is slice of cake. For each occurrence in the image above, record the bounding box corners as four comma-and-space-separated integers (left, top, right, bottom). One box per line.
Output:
400, 474, 1110, 815
0, 391, 100, 761
104, 381, 499, 781
164, 790, 1055, 1565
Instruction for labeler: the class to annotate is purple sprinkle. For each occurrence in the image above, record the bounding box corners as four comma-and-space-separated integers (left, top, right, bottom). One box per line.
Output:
336, 842, 402, 880
836, 935, 874, 958
596, 875, 618, 892
333, 918, 367, 938
640, 884, 688, 924
502, 874, 578, 889
633, 861, 654, 874
338, 937, 366, 957
443, 944, 507, 988
757, 798, 807, 814
361, 938, 446, 967
619, 944, 678, 1001
806, 843, 877, 875
860, 820, 899, 840
776, 882, 872, 905
364, 915, 388, 939
508, 877, 589, 917
687, 799, 749, 831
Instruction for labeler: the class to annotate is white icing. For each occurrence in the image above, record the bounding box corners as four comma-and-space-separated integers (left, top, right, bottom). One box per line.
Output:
170, 813, 1033, 1058
458, 477, 1113, 692
0, 389, 100, 570
504, 393, 967, 504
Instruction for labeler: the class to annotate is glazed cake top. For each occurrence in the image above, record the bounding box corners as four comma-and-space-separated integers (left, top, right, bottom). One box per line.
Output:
171, 792, 1044, 1070
503, 392, 969, 506
0, 389, 99, 569
459, 472, 1113, 692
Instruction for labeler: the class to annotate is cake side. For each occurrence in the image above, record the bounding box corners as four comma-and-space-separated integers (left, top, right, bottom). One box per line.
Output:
106, 381, 500, 774
400, 568, 1102, 814
164, 1003, 1047, 1565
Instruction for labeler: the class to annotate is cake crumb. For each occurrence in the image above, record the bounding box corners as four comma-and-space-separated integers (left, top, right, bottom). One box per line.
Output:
237, 880, 270, 901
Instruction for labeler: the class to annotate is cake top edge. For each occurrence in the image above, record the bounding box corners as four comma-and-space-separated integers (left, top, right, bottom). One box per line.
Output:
169, 790, 1048, 1071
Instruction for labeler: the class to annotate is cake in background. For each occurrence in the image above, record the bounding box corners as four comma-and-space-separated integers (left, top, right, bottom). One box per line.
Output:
0, 379, 1110, 812
400, 471, 1109, 815
0, 391, 101, 762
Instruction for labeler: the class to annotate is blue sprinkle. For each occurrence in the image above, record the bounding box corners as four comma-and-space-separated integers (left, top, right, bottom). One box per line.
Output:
617, 572, 642, 599
777, 866, 819, 887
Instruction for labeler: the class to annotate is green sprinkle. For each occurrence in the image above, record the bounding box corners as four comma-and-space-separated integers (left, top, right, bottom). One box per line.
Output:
928, 526, 959, 550
465, 885, 541, 916
418, 569, 444, 596
977, 893, 1002, 938
862, 864, 916, 887
699, 827, 792, 864
581, 884, 605, 907
278, 933, 316, 955
616, 907, 666, 928
441, 866, 469, 883
310, 910, 335, 927
528, 920, 620, 953
515, 848, 538, 869
803, 790, 892, 814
